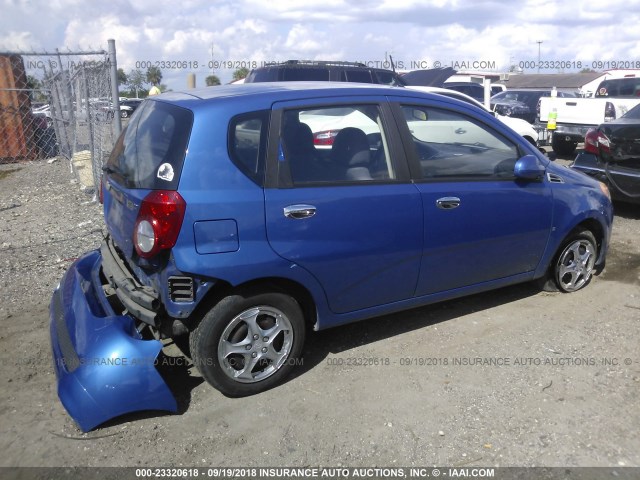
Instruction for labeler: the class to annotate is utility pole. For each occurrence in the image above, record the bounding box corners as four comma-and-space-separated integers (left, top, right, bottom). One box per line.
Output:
536, 40, 543, 73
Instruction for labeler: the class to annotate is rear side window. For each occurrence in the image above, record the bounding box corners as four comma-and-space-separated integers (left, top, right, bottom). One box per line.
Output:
106, 101, 193, 189
245, 68, 278, 82
228, 110, 269, 185
342, 69, 373, 83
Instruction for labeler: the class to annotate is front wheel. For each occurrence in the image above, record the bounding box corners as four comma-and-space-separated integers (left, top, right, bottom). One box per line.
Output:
190, 289, 306, 397
541, 229, 597, 292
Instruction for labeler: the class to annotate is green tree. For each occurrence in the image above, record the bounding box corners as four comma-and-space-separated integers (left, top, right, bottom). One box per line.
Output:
232, 68, 249, 81
26, 75, 42, 90
205, 75, 221, 86
117, 68, 128, 87
127, 69, 147, 98
25, 75, 45, 102
146, 66, 163, 86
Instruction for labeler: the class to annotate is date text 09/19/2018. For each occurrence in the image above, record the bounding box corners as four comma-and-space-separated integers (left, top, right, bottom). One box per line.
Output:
518, 60, 640, 70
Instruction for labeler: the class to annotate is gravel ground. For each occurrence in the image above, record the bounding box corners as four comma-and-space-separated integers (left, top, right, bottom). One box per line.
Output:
0, 158, 639, 469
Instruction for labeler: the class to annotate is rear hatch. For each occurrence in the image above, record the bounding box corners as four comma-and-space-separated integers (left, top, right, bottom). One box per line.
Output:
102, 99, 193, 259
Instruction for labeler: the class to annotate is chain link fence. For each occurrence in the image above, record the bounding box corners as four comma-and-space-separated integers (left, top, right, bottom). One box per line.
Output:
0, 43, 122, 197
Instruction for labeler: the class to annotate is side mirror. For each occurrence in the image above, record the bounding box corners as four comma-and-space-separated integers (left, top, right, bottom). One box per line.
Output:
514, 154, 545, 180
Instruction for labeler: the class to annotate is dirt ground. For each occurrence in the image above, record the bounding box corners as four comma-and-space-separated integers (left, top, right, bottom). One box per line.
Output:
0, 157, 639, 469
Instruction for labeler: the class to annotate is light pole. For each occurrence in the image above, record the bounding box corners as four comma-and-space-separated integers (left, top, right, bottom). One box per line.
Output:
536, 40, 543, 73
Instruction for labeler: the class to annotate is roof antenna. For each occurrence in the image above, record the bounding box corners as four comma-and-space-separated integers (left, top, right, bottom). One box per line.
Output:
389, 55, 396, 73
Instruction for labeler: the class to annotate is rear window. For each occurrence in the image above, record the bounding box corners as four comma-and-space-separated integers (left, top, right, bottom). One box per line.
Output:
595, 78, 640, 97
375, 70, 406, 86
245, 68, 279, 82
106, 100, 193, 189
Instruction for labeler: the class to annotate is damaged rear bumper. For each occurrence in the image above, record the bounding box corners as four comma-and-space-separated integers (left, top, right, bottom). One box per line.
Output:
49, 250, 177, 432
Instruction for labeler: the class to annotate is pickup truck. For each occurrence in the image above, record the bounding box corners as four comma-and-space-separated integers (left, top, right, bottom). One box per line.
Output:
538, 77, 640, 155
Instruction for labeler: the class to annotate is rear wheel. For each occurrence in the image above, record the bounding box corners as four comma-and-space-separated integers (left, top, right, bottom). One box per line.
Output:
540, 229, 597, 292
190, 289, 305, 397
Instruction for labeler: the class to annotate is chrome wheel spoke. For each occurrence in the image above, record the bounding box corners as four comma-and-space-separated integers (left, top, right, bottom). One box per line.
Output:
218, 305, 295, 384
557, 239, 596, 292
239, 308, 263, 339
236, 355, 262, 381
219, 338, 251, 358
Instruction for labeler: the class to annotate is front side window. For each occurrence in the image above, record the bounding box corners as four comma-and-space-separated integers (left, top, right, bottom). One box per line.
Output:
279, 104, 395, 185
400, 105, 520, 179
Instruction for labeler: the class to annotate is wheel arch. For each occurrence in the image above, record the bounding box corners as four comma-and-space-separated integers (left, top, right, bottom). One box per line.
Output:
185, 276, 318, 333
535, 213, 608, 281
574, 217, 605, 255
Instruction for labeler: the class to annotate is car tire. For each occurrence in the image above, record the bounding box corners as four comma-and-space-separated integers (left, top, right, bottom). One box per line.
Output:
551, 135, 577, 156
189, 289, 306, 397
539, 229, 597, 293
120, 110, 129, 118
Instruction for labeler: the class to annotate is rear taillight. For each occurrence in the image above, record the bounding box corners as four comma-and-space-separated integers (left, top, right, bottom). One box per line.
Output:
583, 129, 599, 154
583, 128, 611, 156
604, 102, 616, 122
313, 129, 339, 145
134, 191, 186, 259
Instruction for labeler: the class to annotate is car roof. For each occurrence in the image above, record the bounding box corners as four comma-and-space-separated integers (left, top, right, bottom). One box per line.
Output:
153, 82, 477, 109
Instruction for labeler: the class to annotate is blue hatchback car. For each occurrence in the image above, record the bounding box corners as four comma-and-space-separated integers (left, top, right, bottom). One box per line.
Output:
50, 83, 613, 431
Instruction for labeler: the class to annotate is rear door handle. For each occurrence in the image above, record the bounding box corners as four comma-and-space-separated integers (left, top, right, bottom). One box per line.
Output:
436, 197, 461, 210
284, 204, 317, 219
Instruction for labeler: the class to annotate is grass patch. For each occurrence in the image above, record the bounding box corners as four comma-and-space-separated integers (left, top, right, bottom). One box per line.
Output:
0, 168, 22, 180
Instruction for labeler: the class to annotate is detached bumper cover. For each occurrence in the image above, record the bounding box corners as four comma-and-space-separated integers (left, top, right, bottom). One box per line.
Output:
49, 250, 177, 432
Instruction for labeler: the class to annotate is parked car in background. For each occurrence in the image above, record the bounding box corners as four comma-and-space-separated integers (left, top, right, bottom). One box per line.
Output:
571, 102, 640, 204
93, 100, 134, 120
539, 77, 640, 156
50, 82, 612, 432
119, 98, 144, 114
244, 60, 407, 86
443, 82, 506, 102
490, 89, 576, 125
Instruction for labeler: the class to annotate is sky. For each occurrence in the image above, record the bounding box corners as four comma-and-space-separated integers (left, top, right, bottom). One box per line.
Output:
2, 0, 640, 91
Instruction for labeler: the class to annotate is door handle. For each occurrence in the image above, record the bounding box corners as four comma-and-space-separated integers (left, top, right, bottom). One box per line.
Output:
284, 204, 317, 219
436, 197, 461, 210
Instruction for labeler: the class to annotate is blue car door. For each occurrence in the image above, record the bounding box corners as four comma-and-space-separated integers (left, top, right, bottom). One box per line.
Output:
264, 98, 423, 314
392, 99, 553, 295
